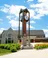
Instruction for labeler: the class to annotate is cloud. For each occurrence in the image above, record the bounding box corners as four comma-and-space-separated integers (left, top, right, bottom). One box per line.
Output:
0, 4, 35, 29
30, 0, 48, 19
9, 20, 22, 28
0, 6, 9, 13
6, 16, 12, 20
0, 4, 38, 19
0, 4, 41, 19
0, 1, 48, 20
43, 29, 48, 37
6, 15, 17, 20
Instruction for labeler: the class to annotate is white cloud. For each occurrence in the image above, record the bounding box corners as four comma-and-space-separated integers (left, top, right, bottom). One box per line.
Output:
0, 4, 40, 19
0, 4, 35, 29
0, 1, 48, 20
6, 16, 12, 20
4, 4, 10, 7
0, 4, 36, 19
43, 29, 48, 37
30, 0, 48, 19
9, 20, 22, 28
9, 5, 26, 16
0, 28, 5, 34
6, 15, 17, 20
0, 6, 9, 13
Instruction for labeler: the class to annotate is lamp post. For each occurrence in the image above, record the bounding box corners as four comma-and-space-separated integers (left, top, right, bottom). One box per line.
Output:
18, 9, 30, 48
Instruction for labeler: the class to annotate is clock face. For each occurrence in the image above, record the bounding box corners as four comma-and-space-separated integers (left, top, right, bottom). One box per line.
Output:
20, 12, 29, 21
25, 16, 28, 20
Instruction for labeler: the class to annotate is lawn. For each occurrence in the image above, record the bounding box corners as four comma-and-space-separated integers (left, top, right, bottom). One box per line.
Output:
0, 48, 11, 56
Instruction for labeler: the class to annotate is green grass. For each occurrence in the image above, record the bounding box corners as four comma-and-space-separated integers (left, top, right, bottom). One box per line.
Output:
0, 48, 11, 56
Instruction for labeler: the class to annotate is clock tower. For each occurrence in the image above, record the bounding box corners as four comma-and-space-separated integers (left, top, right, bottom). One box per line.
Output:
18, 9, 31, 49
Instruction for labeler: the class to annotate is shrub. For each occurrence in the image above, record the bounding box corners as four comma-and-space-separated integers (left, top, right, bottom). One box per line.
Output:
4, 44, 10, 50
0, 43, 20, 53
7, 45, 10, 50
16, 43, 20, 50
0, 44, 5, 49
10, 46, 17, 52
4, 45, 8, 49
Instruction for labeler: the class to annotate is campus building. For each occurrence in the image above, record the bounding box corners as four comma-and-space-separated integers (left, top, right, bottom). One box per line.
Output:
0, 28, 45, 44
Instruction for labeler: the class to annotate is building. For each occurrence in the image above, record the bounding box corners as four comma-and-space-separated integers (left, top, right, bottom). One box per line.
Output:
29, 30, 45, 42
0, 28, 45, 44
0, 28, 18, 44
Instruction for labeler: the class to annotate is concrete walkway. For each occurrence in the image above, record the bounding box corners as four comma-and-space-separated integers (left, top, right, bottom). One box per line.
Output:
0, 49, 48, 58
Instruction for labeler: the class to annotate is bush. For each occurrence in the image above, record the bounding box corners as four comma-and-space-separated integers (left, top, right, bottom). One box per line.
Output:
0, 43, 20, 53
4, 45, 8, 49
0, 44, 5, 49
16, 43, 20, 50
4, 44, 10, 50
34, 44, 48, 49
10, 46, 17, 52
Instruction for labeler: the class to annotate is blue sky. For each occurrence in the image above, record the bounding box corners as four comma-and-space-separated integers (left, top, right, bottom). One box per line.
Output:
0, 0, 48, 37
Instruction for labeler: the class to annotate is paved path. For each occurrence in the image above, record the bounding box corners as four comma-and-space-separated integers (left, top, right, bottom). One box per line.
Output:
0, 49, 48, 58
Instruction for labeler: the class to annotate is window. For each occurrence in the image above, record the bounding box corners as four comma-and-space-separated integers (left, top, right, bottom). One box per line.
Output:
5, 38, 7, 43
0, 40, 1, 44
8, 38, 11, 43
12, 40, 13, 43
8, 34, 11, 37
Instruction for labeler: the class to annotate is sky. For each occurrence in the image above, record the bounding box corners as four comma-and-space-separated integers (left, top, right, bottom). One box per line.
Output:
0, 0, 48, 37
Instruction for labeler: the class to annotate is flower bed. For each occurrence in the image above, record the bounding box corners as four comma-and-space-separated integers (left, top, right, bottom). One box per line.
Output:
34, 44, 48, 49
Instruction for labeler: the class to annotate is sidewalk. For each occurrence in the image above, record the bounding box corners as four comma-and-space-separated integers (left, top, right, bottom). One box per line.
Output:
0, 49, 48, 58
